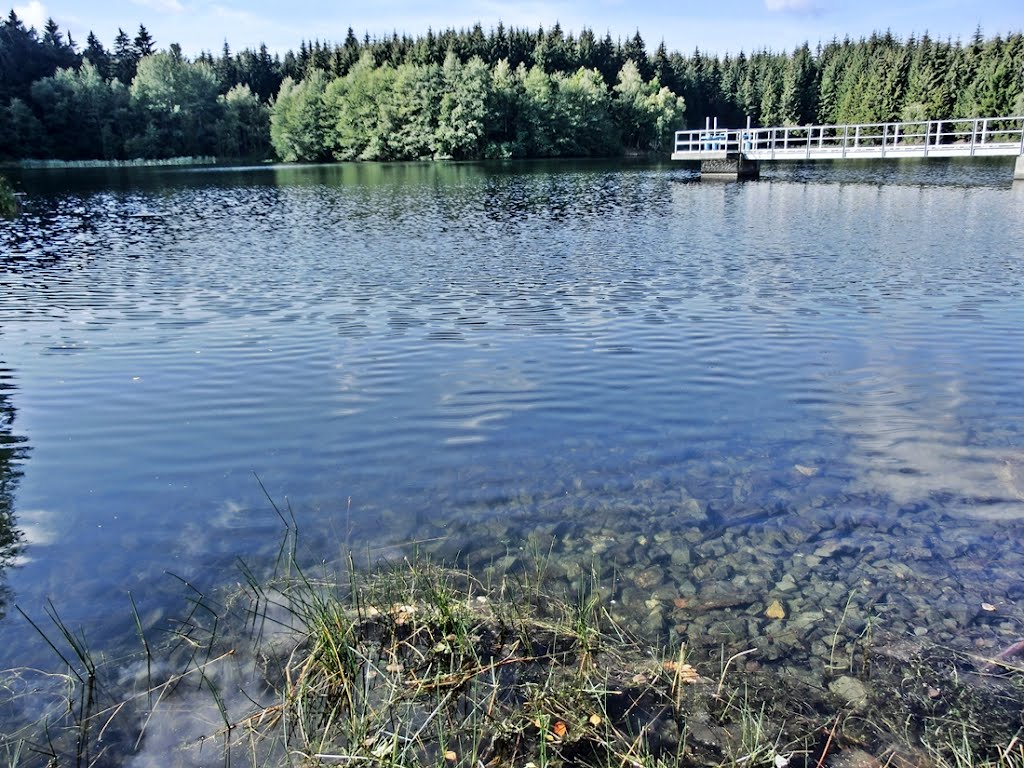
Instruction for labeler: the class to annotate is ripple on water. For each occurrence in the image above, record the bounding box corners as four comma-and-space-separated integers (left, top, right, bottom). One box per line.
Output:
0, 158, 1023, 679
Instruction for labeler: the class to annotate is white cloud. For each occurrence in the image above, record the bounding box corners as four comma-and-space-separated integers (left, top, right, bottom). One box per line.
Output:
130, 0, 185, 14
211, 4, 265, 25
13, 0, 47, 30
764, 0, 819, 12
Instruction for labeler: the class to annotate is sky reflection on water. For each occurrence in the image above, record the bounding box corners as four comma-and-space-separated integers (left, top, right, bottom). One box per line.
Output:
0, 157, 1023, 672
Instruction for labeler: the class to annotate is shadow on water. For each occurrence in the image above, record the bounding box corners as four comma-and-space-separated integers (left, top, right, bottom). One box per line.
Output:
0, 364, 28, 619
760, 155, 1020, 188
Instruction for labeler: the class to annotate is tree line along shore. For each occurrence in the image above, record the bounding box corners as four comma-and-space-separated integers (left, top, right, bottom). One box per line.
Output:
1, 11, 1022, 163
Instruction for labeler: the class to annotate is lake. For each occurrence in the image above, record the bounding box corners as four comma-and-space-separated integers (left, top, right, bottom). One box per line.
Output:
2, 157, 1024, 755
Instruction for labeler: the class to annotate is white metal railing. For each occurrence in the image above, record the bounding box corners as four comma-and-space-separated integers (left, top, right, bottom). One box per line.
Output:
673, 116, 1024, 159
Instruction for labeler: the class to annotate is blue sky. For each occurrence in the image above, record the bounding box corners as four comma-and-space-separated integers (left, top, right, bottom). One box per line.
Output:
10, 0, 1024, 58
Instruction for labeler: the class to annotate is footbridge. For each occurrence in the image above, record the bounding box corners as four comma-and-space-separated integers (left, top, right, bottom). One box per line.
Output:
672, 115, 1024, 180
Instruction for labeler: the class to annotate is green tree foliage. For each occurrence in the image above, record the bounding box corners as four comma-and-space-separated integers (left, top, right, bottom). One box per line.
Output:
780, 43, 817, 125
113, 27, 138, 84
552, 67, 617, 155
434, 53, 491, 159
485, 59, 526, 157
0, 97, 44, 157
1, 11, 64, 103
128, 52, 220, 156
1, 14, 1021, 162
31, 61, 128, 158
83, 31, 111, 79
323, 52, 399, 160
758, 58, 784, 125
613, 60, 685, 150
215, 84, 270, 157
269, 71, 331, 162
390, 62, 441, 159
133, 24, 155, 58
519, 63, 556, 155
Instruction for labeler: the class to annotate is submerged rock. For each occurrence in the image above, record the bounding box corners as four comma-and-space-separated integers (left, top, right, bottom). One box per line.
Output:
829, 675, 869, 708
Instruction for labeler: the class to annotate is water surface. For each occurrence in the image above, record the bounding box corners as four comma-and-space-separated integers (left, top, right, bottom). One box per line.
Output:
2, 157, 1024, 681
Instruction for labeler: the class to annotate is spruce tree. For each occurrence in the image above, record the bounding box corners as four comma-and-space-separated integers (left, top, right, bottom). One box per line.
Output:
113, 28, 138, 83
84, 32, 111, 80
133, 24, 155, 57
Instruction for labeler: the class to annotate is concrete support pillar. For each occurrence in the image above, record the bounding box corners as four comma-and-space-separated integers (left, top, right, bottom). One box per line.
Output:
1015, 155, 1024, 181
700, 156, 760, 180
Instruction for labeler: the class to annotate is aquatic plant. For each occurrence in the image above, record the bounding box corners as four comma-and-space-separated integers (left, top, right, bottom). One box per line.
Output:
0, 176, 17, 217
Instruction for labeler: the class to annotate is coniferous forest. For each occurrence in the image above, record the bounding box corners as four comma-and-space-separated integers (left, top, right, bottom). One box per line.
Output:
1, 10, 1022, 163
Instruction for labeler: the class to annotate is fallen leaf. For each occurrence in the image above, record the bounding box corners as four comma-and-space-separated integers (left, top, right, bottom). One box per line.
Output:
552, 721, 567, 738
589, 713, 603, 726
663, 660, 702, 683
385, 663, 404, 673
765, 599, 786, 620
444, 750, 457, 761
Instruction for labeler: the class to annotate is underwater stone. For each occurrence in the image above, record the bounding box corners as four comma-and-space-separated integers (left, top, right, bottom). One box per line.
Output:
651, 585, 679, 601
643, 610, 666, 636
633, 566, 665, 589
791, 610, 825, 630
670, 545, 692, 566
680, 498, 707, 522
1006, 582, 1024, 600
774, 573, 798, 592
843, 611, 868, 635
829, 675, 869, 708
946, 602, 978, 627
711, 563, 735, 580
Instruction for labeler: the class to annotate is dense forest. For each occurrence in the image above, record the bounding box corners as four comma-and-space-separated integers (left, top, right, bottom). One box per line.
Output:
1, 10, 1022, 162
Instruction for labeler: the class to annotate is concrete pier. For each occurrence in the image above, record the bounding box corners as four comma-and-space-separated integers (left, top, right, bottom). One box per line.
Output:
1015, 155, 1024, 181
700, 155, 760, 180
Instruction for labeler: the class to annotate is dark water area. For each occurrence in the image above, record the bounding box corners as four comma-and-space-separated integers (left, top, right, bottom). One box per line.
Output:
2, 157, 1024, 737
